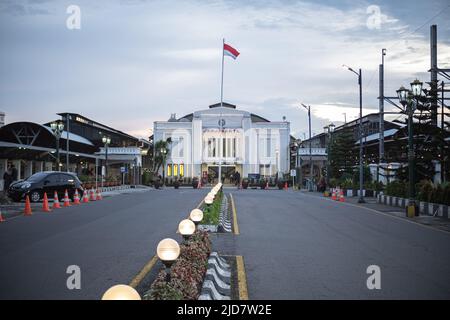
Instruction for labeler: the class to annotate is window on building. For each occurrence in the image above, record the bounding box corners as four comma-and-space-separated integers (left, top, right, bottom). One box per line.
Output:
167, 164, 172, 176
232, 138, 236, 157
179, 164, 184, 177
173, 164, 178, 176
208, 138, 217, 157
223, 138, 226, 158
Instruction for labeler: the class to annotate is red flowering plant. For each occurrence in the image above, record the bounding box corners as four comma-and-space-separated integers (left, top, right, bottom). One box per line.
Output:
144, 229, 212, 300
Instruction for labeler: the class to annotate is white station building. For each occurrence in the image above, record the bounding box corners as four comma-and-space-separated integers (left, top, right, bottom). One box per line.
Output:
153, 102, 290, 183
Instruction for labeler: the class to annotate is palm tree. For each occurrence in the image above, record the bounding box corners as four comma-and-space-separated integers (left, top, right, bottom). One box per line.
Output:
153, 138, 172, 184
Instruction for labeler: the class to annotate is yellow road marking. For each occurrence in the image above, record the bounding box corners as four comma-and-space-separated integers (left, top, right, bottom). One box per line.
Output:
129, 255, 158, 288
196, 199, 204, 209
229, 194, 239, 235
236, 255, 248, 300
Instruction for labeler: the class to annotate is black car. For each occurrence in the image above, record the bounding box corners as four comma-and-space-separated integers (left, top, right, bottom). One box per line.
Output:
8, 171, 84, 202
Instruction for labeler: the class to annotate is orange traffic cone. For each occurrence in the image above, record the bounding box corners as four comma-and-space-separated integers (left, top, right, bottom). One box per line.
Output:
63, 189, 71, 207
339, 190, 345, 202
82, 189, 89, 203
42, 192, 51, 213
89, 188, 96, 201
96, 188, 102, 201
73, 189, 81, 205
24, 195, 32, 216
0, 210, 5, 222
52, 191, 61, 209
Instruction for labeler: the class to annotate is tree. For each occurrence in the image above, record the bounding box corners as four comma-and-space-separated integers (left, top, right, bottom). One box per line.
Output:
153, 137, 172, 175
328, 128, 357, 180
389, 86, 449, 183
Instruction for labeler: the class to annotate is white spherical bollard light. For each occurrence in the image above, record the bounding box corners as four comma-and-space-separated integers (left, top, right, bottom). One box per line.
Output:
101, 284, 141, 300
190, 208, 204, 225
178, 219, 196, 240
157, 238, 180, 282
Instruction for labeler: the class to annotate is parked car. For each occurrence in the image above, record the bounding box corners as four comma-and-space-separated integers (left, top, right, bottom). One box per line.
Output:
8, 171, 83, 202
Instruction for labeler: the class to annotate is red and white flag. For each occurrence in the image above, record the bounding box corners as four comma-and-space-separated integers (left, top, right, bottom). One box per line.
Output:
223, 43, 240, 60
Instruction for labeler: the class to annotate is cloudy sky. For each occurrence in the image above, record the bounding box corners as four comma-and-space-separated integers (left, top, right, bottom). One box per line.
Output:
1, 0, 449, 139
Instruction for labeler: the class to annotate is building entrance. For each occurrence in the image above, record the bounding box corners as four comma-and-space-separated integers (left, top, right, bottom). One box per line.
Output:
208, 165, 236, 184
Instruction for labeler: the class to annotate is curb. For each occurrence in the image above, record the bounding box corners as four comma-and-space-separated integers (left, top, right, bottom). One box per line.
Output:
378, 194, 449, 219
218, 194, 232, 233
198, 252, 231, 300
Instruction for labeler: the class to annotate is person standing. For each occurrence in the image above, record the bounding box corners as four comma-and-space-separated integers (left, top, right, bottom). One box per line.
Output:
3, 167, 12, 191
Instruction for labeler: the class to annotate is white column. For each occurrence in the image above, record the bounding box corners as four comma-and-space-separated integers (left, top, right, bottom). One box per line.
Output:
25, 160, 33, 178
12, 160, 21, 181
0, 159, 7, 191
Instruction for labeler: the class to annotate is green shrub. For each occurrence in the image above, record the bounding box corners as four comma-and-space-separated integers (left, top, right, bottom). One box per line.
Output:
417, 180, 433, 202
385, 180, 407, 198
142, 170, 153, 186
443, 183, 450, 206
202, 191, 222, 225
340, 178, 353, 189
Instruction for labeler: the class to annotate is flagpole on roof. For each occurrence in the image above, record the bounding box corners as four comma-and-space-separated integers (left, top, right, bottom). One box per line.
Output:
219, 38, 225, 183
220, 38, 224, 107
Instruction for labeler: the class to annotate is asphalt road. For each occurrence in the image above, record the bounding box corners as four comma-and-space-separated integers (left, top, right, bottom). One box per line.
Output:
0, 188, 206, 299
232, 190, 450, 299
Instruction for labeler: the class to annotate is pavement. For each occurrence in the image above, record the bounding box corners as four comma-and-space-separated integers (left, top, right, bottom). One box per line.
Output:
0, 188, 208, 299
224, 189, 450, 299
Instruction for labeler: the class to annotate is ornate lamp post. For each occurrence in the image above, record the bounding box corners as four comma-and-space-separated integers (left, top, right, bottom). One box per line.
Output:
324, 123, 335, 188
102, 136, 111, 178
50, 121, 64, 171
397, 79, 423, 217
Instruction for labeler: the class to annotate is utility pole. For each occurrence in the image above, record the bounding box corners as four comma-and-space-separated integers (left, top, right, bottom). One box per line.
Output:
358, 68, 365, 203
343, 65, 365, 203
66, 114, 70, 172
379, 48, 386, 182
430, 25, 438, 126
301, 104, 313, 191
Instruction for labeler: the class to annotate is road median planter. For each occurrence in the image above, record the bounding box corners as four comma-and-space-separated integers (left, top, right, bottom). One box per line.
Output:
143, 230, 211, 300
198, 191, 233, 233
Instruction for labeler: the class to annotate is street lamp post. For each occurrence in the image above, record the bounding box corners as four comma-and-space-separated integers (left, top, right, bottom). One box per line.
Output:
50, 121, 64, 171
324, 123, 335, 188
102, 136, 111, 180
397, 79, 423, 217
343, 65, 365, 203
300, 104, 313, 191
161, 147, 167, 186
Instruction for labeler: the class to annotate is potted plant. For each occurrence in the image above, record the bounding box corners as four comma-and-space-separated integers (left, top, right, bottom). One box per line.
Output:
259, 179, 267, 189
242, 178, 249, 189
277, 180, 285, 190
192, 177, 199, 189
